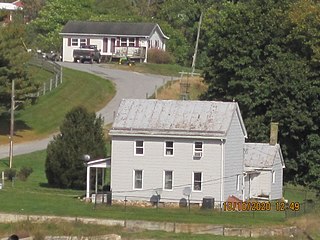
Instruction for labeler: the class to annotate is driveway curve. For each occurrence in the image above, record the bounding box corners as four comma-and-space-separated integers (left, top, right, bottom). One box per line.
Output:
0, 63, 172, 159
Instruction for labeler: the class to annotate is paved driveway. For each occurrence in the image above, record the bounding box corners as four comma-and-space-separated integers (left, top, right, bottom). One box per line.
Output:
0, 63, 172, 159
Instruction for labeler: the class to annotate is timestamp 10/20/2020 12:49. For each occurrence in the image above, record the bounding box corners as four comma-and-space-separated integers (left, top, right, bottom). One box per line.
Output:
223, 201, 301, 211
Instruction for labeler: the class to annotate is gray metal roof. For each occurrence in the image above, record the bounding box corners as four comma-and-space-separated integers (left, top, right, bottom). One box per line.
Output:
60, 21, 168, 38
110, 99, 247, 138
244, 143, 284, 169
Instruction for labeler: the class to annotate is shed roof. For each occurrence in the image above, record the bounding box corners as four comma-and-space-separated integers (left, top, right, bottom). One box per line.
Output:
110, 99, 247, 138
60, 21, 169, 39
244, 143, 285, 169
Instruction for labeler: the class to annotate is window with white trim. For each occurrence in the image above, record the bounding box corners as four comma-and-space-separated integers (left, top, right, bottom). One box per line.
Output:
193, 141, 203, 158
135, 140, 144, 155
165, 141, 174, 156
272, 171, 275, 184
193, 172, 202, 191
163, 171, 173, 190
71, 38, 78, 46
80, 38, 87, 46
120, 37, 127, 47
134, 170, 143, 189
129, 37, 135, 47
236, 174, 240, 191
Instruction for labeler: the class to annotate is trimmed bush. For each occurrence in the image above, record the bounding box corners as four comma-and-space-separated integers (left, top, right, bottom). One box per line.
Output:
18, 166, 33, 181
147, 49, 174, 64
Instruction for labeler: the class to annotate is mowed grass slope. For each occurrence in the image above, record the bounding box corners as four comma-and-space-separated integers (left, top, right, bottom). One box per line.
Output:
0, 67, 115, 143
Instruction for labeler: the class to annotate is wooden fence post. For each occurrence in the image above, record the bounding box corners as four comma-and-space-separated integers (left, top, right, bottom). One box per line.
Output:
43, 83, 46, 95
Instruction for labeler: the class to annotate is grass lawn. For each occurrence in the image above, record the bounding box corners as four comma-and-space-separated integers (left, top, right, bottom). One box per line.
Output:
0, 67, 115, 144
105, 62, 201, 77
1, 150, 318, 229
28, 65, 54, 85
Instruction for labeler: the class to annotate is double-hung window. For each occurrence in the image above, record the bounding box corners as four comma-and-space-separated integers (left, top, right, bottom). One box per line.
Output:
135, 140, 144, 155
164, 141, 174, 156
134, 170, 143, 189
71, 38, 78, 46
129, 37, 135, 47
163, 171, 173, 190
193, 172, 202, 191
120, 37, 127, 47
80, 38, 87, 46
193, 141, 203, 158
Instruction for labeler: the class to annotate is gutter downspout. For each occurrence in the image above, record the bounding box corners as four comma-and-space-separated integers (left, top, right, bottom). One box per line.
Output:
242, 172, 247, 202
220, 139, 225, 208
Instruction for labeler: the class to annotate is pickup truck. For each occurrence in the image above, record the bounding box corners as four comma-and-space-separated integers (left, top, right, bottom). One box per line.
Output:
73, 46, 101, 63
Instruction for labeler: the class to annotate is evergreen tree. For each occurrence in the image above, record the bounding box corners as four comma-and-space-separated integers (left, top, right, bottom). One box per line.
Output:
45, 106, 107, 189
0, 23, 37, 112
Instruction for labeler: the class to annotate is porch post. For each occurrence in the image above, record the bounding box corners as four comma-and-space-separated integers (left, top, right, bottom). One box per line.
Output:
86, 166, 91, 199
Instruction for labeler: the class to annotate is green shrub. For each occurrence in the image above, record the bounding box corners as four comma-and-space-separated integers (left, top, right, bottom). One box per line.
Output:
4, 168, 17, 181
18, 166, 33, 181
147, 49, 174, 64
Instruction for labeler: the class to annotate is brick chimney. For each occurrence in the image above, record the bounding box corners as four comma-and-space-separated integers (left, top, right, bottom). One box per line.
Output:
269, 122, 279, 145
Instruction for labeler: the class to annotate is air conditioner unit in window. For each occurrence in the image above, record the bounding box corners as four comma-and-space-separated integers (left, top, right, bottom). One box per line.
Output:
194, 152, 202, 158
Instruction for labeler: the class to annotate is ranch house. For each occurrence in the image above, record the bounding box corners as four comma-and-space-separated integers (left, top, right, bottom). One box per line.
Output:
60, 21, 169, 63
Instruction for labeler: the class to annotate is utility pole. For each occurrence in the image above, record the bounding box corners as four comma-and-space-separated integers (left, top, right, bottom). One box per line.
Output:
9, 79, 15, 168
191, 11, 203, 76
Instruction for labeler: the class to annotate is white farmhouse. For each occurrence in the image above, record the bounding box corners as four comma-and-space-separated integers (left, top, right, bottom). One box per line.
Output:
60, 21, 169, 63
109, 99, 285, 206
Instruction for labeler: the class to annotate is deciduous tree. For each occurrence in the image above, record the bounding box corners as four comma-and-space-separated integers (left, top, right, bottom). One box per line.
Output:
201, 0, 320, 189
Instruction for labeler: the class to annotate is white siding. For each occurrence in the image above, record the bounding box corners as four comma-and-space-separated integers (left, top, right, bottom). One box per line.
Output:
224, 112, 245, 201
111, 136, 222, 203
149, 29, 165, 50
62, 36, 103, 62
270, 152, 283, 200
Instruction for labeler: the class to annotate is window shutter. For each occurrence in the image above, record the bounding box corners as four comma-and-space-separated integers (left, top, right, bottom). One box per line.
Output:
103, 38, 108, 52
135, 37, 139, 47
68, 38, 71, 46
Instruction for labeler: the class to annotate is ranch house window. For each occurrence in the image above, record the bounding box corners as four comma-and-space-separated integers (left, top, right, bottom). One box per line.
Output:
71, 38, 78, 46
134, 170, 143, 189
193, 141, 203, 158
193, 172, 202, 191
129, 38, 135, 47
135, 140, 144, 155
80, 38, 87, 46
164, 141, 174, 156
163, 171, 173, 190
120, 37, 127, 47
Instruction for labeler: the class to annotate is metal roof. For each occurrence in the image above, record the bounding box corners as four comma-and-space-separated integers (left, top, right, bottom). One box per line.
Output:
110, 99, 247, 138
244, 143, 284, 169
60, 21, 169, 39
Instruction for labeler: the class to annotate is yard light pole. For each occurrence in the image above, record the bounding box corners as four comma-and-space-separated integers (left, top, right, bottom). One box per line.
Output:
82, 154, 91, 200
